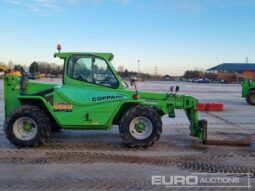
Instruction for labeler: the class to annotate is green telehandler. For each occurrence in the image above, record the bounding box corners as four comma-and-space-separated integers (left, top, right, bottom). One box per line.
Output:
242, 79, 255, 105
4, 47, 207, 148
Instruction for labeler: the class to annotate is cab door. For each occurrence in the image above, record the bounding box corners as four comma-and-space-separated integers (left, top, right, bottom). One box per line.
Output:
52, 55, 126, 128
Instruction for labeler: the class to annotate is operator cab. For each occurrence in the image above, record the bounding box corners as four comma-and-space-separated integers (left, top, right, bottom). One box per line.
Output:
54, 45, 125, 90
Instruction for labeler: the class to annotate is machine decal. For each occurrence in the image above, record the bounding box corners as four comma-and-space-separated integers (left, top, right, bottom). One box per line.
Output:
144, 99, 159, 104
92, 95, 126, 102
53, 102, 73, 112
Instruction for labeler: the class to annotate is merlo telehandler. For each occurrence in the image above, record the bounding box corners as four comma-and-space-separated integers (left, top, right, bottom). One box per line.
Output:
4, 47, 207, 148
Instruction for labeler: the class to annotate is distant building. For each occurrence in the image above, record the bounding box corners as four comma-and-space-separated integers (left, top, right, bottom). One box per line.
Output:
207, 63, 255, 79
163, 75, 172, 81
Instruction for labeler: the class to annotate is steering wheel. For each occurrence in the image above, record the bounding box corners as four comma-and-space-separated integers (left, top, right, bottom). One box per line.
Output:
78, 74, 86, 81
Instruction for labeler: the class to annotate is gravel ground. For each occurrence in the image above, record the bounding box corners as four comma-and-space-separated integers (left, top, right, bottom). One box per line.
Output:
0, 78, 254, 191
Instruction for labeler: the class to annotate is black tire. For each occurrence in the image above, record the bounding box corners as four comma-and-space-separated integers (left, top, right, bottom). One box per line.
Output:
199, 120, 207, 144
119, 105, 162, 148
246, 90, 255, 105
4, 105, 50, 147
50, 123, 62, 133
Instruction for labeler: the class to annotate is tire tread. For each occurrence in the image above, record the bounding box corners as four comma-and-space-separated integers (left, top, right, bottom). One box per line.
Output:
4, 105, 50, 147
119, 105, 162, 148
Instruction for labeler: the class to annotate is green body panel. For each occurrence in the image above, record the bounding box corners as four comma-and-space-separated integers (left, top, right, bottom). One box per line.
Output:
4, 52, 207, 143
25, 81, 57, 94
4, 76, 22, 117
242, 79, 255, 98
54, 52, 114, 62
53, 85, 129, 128
4, 76, 56, 117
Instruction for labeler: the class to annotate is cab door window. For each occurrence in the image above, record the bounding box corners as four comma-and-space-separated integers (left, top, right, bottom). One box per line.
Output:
68, 55, 119, 88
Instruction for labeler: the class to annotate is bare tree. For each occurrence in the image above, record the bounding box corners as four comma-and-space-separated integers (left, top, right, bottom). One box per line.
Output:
8, 61, 14, 68
117, 66, 124, 73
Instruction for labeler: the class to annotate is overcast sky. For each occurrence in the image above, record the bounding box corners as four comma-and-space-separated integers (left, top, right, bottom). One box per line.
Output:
1, 0, 255, 75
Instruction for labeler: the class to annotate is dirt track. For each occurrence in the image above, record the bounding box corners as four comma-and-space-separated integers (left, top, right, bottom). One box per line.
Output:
0, 79, 254, 190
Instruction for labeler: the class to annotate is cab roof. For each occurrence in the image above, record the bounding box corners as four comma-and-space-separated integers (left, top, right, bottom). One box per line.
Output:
54, 52, 114, 61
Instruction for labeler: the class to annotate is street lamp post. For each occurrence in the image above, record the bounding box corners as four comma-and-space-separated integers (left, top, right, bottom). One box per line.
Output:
137, 60, 140, 81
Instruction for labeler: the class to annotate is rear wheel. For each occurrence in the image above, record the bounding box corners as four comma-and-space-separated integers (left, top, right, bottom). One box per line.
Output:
4, 105, 50, 147
119, 105, 162, 148
246, 90, 255, 105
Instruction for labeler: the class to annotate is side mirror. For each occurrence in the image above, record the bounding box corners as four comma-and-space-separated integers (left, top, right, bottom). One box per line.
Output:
175, 86, 180, 92
130, 76, 138, 86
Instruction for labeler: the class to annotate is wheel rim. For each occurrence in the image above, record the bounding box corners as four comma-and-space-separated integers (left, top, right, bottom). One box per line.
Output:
129, 116, 153, 140
13, 117, 38, 141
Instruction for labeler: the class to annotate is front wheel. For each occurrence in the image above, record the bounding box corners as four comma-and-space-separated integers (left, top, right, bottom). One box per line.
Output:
50, 123, 62, 133
119, 105, 162, 148
246, 90, 255, 105
4, 105, 50, 147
